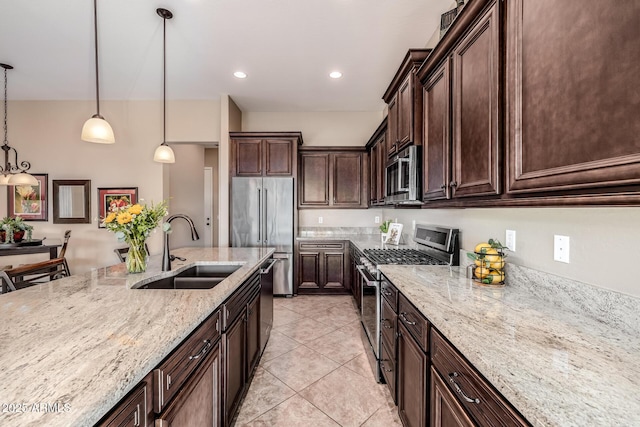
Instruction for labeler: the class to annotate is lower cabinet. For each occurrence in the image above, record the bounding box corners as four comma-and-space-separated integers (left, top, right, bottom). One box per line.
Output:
430, 366, 474, 427
296, 241, 349, 294
397, 322, 429, 427
96, 373, 154, 427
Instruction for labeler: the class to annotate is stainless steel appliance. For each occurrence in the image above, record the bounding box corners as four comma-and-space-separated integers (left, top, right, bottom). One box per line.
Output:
385, 145, 421, 205
231, 177, 294, 296
357, 224, 459, 382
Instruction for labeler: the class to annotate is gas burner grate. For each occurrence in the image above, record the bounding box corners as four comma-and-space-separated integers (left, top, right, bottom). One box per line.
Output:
363, 248, 447, 266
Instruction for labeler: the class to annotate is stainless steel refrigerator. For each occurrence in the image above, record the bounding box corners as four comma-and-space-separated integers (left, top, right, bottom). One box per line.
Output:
231, 177, 294, 296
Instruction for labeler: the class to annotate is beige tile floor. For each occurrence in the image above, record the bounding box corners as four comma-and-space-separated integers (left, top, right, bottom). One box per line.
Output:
234, 295, 403, 427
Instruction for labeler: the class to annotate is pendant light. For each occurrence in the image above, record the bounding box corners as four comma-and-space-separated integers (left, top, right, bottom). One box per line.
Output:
153, 8, 175, 163
81, 0, 115, 144
0, 63, 38, 187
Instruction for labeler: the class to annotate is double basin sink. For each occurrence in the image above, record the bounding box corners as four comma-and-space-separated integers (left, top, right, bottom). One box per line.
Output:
135, 264, 241, 290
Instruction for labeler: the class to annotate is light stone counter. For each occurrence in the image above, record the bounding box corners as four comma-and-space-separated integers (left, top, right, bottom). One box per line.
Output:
0, 246, 274, 427
379, 264, 640, 427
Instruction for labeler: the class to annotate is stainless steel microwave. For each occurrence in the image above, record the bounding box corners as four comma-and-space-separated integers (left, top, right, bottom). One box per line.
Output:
385, 145, 422, 205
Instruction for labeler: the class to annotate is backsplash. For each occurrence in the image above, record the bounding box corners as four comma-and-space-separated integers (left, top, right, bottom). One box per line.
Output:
298, 227, 380, 237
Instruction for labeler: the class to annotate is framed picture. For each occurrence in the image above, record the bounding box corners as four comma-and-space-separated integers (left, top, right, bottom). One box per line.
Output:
7, 173, 48, 221
53, 180, 91, 224
385, 223, 404, 245
97, 187, 138, 228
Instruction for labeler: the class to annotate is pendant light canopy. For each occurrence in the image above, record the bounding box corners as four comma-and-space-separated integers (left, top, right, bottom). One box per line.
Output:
81, 0, 115, 144
153, 8, 175, 164
0, 63, 38, 187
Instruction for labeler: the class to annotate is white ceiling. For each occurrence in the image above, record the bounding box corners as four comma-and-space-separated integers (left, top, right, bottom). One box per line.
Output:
0, 0, 452, 112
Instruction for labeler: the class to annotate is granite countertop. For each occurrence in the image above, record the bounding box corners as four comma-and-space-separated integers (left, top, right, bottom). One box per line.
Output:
0, 246, 274, 427
379, 264, 640, 427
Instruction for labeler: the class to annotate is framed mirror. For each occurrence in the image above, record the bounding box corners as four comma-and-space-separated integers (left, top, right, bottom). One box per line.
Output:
53, 180, 91, 224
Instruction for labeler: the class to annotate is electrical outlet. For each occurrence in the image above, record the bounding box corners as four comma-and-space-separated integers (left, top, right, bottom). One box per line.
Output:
374, 216, 380, 224
554, 235, 570, 263
318, 216, 323, 224
506, 230, 516, 252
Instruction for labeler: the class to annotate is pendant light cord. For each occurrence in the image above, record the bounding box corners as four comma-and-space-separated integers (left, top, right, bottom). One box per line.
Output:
93, 0, 101, 117
163, 15, 167, 144
3, 67, 7, 145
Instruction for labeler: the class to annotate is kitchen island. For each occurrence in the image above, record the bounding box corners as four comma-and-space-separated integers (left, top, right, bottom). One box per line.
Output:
0, 246, 274, 427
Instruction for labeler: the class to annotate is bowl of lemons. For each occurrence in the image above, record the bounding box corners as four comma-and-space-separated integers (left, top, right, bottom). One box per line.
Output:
467, 239, 507, 286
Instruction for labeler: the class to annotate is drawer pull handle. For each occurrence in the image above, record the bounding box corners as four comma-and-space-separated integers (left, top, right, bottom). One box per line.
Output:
448, 372, 480, 404
399, 312, 416, 326
133, 403, 140, 426
381, 319, 393, 329
382, 289, 392, 296
189, 339, 212, 361
381, 362, 393, 373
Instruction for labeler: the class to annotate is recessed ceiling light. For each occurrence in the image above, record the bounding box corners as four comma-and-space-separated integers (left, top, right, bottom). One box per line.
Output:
234, 71, 247, 79
329, 71, 343, 79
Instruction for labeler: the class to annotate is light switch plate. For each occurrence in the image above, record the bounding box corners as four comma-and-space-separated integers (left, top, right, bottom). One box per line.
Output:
318, 216, 323, 224
505, 230, 516, 252
374, 216, 380, 224
554, 235, 570, 263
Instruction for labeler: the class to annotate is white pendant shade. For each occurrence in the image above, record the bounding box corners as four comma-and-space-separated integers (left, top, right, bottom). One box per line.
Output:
8, 172, 39, 186
81, 116, 115, 144
153, 144, 175, 163
0, 175, 11, 186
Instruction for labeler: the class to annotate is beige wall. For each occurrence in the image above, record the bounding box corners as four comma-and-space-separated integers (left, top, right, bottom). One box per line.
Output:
0, 99, 220, 273
205, 148, 219, 247
242, 111, 383, 146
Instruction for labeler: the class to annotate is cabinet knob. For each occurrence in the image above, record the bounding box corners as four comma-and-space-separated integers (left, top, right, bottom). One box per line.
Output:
440, 184, 446, 190
449, 181, 458, 188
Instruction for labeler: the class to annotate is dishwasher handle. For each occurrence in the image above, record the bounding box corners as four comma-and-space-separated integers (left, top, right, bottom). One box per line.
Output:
356, 265, 378, 287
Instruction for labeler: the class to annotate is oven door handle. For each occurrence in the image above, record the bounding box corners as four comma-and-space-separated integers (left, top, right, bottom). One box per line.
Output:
356, 265, 378, 286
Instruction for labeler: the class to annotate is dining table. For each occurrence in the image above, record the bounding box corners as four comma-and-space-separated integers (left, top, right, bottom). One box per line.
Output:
0, 239, 63, 260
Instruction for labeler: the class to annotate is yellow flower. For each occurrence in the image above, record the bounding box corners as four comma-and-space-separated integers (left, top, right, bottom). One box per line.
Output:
128, 204, 143, 215
117, 212, 133, 225
104, 212, 117, 223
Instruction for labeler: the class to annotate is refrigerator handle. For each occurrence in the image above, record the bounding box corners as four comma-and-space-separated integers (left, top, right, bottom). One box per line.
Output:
257, 188, 262, 243
263, 188, 268, 243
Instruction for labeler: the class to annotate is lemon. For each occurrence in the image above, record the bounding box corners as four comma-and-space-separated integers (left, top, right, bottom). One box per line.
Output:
474, 242, 492, 254
474, 266, 491, 279
490, 258, 505, 270
484, 270, 505, 284
484, 248, 501, 263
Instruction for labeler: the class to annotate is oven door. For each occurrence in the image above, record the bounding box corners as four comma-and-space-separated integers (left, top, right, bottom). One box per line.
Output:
357, 265, 382, 382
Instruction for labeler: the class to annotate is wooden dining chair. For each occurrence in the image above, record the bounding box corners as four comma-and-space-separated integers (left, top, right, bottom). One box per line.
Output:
0, 257, 71, 291
59, 230, 71, 258
114, 244, 150, 263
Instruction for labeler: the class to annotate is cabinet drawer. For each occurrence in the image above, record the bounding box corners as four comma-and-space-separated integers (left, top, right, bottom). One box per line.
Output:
154, 310, 221, 413
398, 294, 429, 352
431, 328, 529, 427
380, 297, 397, 356
299, 241, 345, 251
380, 340, 396, 404
380, 277, 398, 308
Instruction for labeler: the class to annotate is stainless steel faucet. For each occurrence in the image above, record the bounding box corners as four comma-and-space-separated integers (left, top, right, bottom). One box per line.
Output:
162, 214, 200, 271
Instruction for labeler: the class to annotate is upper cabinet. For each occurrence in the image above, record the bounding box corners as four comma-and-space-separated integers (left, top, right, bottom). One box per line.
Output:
230, 132, 303, 177
505, 0, 640, 197
420, 0, 500, 201
298, 147, 368, 209
383, 49, 431, 158
366, 119, 388, 206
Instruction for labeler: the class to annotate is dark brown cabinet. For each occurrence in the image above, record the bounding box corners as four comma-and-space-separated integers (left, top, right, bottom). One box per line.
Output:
380, 278, 398, 403
96, 374, 153, 427
298, 147, 368, 209
224, 309, 246, 424
383, 49, 431, 158
430, 366, 474, 427
366, 119, 388, 206
230, 132, 303, 177
421, 0, 501, 201
397, 322, 428, 427
505, 0, 640, 197
296, 241, 349, 294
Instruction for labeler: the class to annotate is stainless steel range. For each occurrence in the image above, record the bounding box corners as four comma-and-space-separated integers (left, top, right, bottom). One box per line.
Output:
357, 224, 459, 383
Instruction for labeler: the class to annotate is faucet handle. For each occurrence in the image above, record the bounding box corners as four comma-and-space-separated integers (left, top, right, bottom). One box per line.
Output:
170, 255, 186, 262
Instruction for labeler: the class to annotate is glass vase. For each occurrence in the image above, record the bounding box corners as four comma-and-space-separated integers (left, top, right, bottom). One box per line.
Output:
126, 238, 147, 274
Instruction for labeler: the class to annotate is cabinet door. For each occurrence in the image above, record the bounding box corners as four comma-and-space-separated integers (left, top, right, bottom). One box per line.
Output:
430, 367, 474, 427
333, 152, 365, 207
297, 250, 321, 290
156, 342, 221, 427
234, 139, 263, 177
246, 294, 261, 377
97, 378, 153, 427
397, 74, 414, 149
376, 134, 387, 203
264, 139, 293, 176
423, 60, 451, 201
369, 143, 378, 205
223, 316, 246, 425
506, 0, 640, 194
299, 153, 330, 206
387, 95, 399, 157
451, 0, 500, 198
322, 251, 345, 290
397, 323, 428, 427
